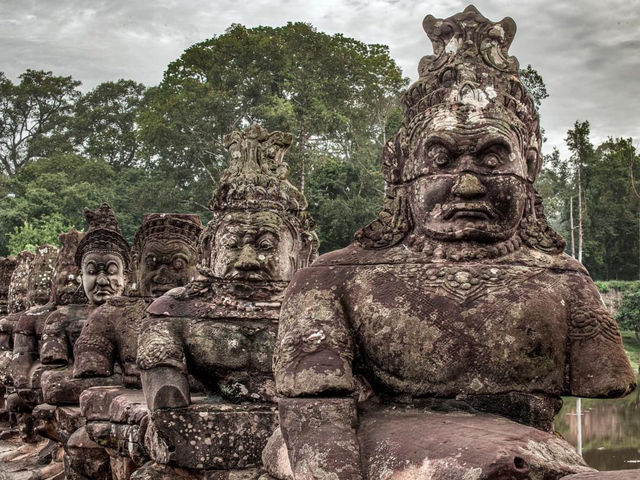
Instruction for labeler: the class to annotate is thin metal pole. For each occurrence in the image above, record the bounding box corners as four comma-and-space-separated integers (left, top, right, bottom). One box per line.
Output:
576, 397, 583, 456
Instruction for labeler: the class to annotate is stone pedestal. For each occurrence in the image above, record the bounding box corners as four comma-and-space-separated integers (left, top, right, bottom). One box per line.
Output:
264, 402, 597, 480
145, 401, 278, 471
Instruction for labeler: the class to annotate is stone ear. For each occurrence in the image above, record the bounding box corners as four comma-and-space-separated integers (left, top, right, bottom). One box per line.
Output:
525, 147, 540, 183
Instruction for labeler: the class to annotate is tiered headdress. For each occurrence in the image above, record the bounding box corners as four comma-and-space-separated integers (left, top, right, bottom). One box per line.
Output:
75, 203, 131, 273
51, 229, 87, 305
199, 124, 318, 274
131, 213, 203, 269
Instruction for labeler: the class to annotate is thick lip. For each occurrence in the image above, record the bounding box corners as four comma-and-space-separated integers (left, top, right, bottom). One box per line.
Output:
442, 202, 497, 221
92, 288, 115, 297
227, 270, 270, 281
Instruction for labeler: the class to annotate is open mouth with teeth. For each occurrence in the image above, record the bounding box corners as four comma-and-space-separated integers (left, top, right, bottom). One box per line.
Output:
443, 203, 497, 221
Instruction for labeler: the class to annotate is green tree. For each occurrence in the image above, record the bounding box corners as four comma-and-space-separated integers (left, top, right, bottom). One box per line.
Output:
7, 213, 73, 254
138, 22, 407, 244
0, 70, 81, 176
565, 120, 594, 263
583, 138, 638, 279
519, 64, 549, 108
69, 80, 147, 169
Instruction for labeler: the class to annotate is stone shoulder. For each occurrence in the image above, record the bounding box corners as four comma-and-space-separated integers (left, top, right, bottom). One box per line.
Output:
311, 242, 589, 276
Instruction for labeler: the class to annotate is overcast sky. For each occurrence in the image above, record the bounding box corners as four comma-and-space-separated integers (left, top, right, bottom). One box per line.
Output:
2, 0, 639, 159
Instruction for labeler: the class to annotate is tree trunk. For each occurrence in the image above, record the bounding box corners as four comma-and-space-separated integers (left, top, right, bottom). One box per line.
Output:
297, 121, 308, 195
578, 166, 583, 264
570, 197, 575, 259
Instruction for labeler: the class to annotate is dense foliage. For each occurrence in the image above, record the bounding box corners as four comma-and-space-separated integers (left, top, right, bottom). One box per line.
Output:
0, 23, 407, 255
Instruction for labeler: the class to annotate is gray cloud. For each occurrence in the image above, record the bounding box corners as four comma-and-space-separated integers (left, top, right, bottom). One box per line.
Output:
1, 0, 639, 158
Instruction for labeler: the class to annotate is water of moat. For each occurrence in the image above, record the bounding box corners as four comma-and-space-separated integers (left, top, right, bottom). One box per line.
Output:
555, 376, 640, 471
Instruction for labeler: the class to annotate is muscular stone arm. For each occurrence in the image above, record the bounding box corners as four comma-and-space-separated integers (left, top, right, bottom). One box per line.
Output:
40, 309, 70, 365
73, 304, 116, 378
565, 273, 636, 397
274, 268, 364, 480
12, 315, 38, 389
138, 315, 189, 410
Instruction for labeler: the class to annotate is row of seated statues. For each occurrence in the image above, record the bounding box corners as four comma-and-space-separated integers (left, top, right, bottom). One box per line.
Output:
0, 6, 637, 480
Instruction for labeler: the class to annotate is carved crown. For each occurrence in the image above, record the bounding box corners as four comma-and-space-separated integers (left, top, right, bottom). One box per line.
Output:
210, 124, 307, 214
391, 5, 541, 184
52, 229, 87, 305
132, 213, 203, 256
75, 203, 131, 271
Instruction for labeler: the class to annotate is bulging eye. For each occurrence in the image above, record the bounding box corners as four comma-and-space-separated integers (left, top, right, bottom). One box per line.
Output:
85, 264, 96, 275
484, 153, 500, 168
107, 263, 119, 275
427, 143, 450, 167
257, 235, 276, 251
172, 258, 186, 270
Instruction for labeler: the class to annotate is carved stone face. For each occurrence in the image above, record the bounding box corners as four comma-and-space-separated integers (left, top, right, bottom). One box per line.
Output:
29, 271, 54, 306
52, 263, 82, 305
212, 211, 295, 282
81, 252, 125, 305
138, 240, 197, 297
408, 116, 527, 242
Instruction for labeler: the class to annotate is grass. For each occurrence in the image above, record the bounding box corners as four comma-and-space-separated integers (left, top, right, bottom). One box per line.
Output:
621, 330, 640, 372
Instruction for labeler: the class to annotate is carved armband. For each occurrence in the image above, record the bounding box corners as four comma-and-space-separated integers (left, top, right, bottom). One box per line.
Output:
567, 300, 620, 343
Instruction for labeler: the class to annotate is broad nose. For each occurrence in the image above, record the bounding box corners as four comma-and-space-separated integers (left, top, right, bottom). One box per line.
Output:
96, 272, 109, 286
452, 173, 487, 199
153, 265, 170, 284
234, 244, 260, 270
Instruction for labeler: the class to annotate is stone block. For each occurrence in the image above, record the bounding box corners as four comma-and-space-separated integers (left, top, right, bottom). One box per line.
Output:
56, 406, 86, 443
80, 385, 128, 420
65, 425, 111, 480
84, 420, 112, 448
109, 390, 148, 424
145, 402, 278, 470
42, 368, 123, 404
33, 402, 58, 441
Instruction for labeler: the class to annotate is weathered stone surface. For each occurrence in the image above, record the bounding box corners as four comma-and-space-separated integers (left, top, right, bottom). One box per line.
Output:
145, 402, 278, 470
64, 426, 111, 480
80, 386, 129, 421
561, 472, 640, 479
55, 406, 86, 443
136, 125, 317, 477
270, 6, 636, 480
131, 461, 263, 480
11, 244, 58, 391
139, 124, 317, 411
111, 455, 145, 480
84, 420, 112, 447
109, 390, 148, 424
40, 304, 93, 367
73, 296, 148, 387
6, 250, 34, 315
75, 203, 131, 307
42, 368, 123, 404
358, 405, 594, 479
73, 213, 202, 390
266, 402, 595, 480
0, 256, 17, 315
32, 403, 58, 440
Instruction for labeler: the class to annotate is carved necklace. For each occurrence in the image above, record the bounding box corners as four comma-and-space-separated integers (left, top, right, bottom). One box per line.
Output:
404, 234, 522, 261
